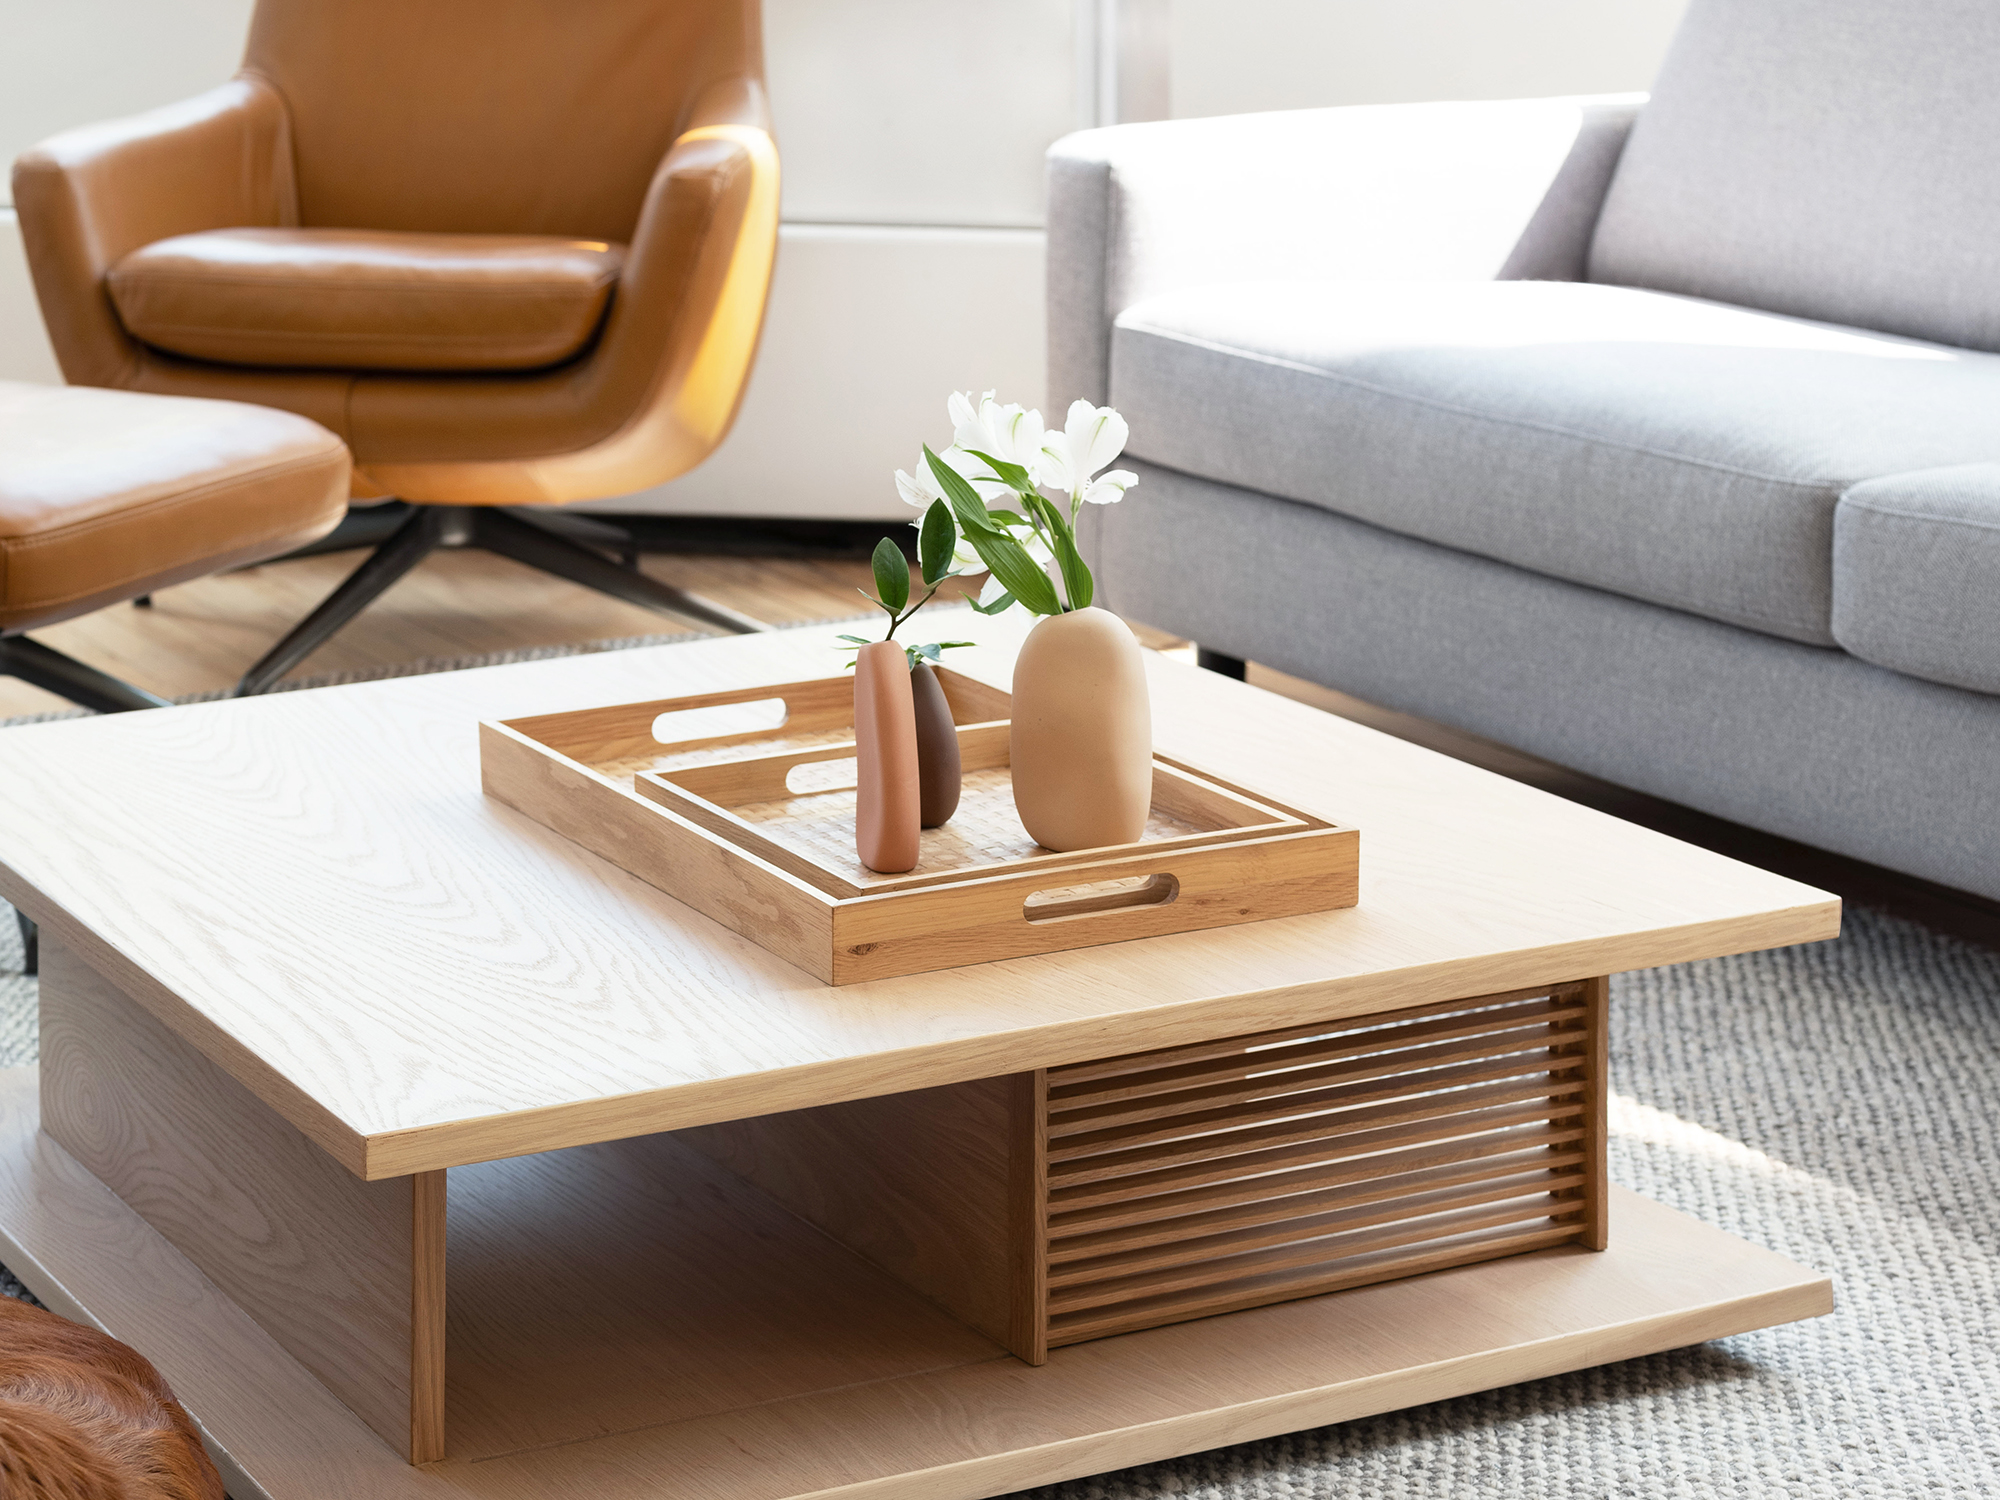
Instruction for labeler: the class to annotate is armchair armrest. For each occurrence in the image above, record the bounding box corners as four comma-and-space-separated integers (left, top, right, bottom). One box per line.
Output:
11, 78, 297, 388
354, 77, 781, 504
1046, 94, 1642, 409
555, 74, 780, 489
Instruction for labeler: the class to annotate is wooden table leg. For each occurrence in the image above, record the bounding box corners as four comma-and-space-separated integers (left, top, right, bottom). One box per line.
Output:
37, 938, 446, 1462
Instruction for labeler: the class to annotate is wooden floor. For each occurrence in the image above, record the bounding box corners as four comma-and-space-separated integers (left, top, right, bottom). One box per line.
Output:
0, 543, 980, 718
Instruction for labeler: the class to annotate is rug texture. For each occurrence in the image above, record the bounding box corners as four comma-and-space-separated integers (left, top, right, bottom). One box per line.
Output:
2, 639, 1996, 1496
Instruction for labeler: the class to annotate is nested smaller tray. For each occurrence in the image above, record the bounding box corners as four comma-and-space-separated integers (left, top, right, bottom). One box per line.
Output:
480, 668, 1358, 984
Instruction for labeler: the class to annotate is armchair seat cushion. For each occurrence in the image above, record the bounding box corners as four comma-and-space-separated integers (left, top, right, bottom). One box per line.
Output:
0, 381, 348, 633
1111, 280, 2000, 645
107, 228, 626, 373
1833, 466, 2000, 696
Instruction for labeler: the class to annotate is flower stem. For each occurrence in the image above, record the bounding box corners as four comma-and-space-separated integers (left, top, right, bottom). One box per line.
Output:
1021, 499, 1072, 612
884, 578, 945, 641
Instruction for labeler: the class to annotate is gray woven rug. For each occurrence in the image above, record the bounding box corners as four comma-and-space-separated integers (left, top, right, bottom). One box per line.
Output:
3, 640, 1997, 1495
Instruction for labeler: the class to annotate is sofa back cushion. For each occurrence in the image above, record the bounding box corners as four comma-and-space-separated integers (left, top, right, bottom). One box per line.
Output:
1588, 0, 2000, 353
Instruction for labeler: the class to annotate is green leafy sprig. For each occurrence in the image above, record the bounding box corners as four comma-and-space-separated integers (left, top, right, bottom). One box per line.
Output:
837, 498, 978, 671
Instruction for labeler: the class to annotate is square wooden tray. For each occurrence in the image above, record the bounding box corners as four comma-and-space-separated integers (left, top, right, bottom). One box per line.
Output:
480, 668, 1358, 983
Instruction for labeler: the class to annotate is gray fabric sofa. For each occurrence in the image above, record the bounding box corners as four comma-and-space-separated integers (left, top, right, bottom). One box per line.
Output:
1049, 0, 2000, 904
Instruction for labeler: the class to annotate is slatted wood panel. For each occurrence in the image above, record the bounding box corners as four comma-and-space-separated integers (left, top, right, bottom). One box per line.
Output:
1037, 983, 1606, 1347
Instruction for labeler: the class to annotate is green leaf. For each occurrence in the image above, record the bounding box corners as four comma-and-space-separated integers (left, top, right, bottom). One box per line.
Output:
962, 449, 1040, 499
918, 499, 957, 586
924, 446, 1003, 537
871, 536, 910, 614
903, 640, 977, 669
1028, 493, 1093, 612
835, 634, 873, 645
965, 590, 1015, 616
987, 509, 1028, 528
966, 527, 1062, 615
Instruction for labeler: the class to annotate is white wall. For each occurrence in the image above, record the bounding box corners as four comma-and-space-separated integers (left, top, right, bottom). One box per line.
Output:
1169, 0, 1687, 119
598, 226, 1044, 519
767, 0, 1075, 228
0, 0, 254, 175
0, 212, 60, 385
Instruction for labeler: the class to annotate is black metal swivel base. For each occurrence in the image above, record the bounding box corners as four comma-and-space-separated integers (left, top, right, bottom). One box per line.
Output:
236, 504, 770, 696
0, 633, 173, 713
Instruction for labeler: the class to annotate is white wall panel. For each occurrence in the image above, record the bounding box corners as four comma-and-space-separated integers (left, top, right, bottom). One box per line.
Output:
0, 211, 61, 384
767, 0, 1079, 228
1169, 0, 1686, 119
594, 224, 1045, 521
0, 0, 254, 186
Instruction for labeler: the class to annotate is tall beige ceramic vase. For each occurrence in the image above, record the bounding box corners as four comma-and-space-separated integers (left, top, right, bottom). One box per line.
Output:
1010, 607, 1152, 852
854, 641, 920, 872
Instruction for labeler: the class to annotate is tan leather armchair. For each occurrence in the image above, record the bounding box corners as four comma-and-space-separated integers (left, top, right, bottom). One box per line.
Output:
14, 0, 779, 692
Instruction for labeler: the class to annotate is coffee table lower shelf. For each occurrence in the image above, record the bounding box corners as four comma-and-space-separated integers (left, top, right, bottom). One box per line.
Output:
0, 1066, 1829, 1500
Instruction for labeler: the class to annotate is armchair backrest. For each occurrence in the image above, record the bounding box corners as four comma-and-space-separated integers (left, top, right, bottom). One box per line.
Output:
1587, 0, 2000, 353
243, 0, 762, 243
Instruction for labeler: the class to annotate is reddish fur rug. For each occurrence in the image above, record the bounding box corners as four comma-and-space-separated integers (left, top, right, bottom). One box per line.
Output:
0, 1294, 223, 1499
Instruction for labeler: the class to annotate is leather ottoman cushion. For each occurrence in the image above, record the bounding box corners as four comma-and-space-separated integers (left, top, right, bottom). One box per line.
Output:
107, 228, 626, 373
0, 381, 349, 632
1111, 279, 2000, 645
1833, 464, 2000, 696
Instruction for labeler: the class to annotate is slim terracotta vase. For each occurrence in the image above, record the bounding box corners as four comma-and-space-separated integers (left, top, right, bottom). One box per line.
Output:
854, 640, 921, 872
910, 661, 962, 828
1010, 607, 1152, 852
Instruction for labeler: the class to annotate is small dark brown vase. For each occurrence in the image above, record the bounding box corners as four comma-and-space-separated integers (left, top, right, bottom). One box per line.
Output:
910, 661, 962, 828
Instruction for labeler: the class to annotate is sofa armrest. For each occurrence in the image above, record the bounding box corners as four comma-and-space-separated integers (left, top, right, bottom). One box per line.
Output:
1046, 94, 1642, 410
11, 78, 296, 388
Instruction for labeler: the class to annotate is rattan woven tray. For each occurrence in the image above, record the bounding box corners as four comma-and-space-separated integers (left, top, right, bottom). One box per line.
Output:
480, 668, 1358, 984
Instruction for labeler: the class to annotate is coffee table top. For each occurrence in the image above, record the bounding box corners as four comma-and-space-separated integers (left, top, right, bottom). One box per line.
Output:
0, 615, 1837, 1178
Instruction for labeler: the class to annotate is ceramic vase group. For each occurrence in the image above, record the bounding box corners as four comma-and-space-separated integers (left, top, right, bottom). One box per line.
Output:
852, 609, 1152, 872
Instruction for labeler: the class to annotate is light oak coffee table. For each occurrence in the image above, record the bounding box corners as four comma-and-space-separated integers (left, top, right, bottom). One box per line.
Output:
0, 617, 1836, 1500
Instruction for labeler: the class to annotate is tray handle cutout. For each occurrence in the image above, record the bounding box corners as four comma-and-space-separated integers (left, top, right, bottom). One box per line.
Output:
652, 697, 788, 746
1024, 873, 1179, 925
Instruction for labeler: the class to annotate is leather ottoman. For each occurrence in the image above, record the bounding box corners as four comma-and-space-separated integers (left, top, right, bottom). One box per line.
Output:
0, 379, 349, 712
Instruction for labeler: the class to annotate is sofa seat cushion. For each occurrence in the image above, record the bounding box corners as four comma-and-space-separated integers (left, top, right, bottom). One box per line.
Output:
107, 228, 626, 373
1111, 280, 2000, 644
1833, 466, 2000, 695
0, 381, 349, 633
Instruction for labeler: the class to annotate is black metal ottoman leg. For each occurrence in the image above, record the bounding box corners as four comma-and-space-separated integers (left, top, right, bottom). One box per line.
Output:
14, 908, 35, 978
0, 636, 172, 712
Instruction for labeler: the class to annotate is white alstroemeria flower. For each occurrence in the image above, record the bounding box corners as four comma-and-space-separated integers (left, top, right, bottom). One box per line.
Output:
894, 461, 943, 509
951, 392, 1047, 478
1038, 399, 1137, 505
1079, 467, 1139, 505
947, 389, 992, 433
894, 443, 1014, 507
